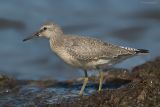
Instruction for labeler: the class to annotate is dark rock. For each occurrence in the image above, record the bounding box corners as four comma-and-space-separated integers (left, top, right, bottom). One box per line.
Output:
0, 57, 160, 107
54, 57, 160, 107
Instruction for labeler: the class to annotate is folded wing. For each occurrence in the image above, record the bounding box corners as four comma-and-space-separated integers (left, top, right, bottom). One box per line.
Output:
64, 36, 135, 62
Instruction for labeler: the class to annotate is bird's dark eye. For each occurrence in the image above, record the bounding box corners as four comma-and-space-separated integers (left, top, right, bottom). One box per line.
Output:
43, 27, 47, 30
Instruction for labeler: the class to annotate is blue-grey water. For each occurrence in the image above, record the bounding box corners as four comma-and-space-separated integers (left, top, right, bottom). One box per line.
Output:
0, 0, 159, 81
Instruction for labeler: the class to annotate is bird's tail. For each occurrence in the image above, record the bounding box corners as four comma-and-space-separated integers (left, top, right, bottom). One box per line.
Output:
135, 49, 149, 55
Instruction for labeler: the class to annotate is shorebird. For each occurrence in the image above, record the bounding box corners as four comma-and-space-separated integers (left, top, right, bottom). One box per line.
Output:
23, 22, 149, 95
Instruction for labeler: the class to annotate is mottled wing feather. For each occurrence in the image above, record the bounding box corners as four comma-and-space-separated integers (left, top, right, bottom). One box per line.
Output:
63, 35, 135, 61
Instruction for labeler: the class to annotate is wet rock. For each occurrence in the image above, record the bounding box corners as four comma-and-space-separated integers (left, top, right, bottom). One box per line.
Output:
55, 57, 160, 107
0, 57, 160, 107
0, 74, 17, 90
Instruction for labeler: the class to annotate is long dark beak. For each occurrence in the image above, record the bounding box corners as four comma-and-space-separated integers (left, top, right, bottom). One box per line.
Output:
23, 31, 40, 42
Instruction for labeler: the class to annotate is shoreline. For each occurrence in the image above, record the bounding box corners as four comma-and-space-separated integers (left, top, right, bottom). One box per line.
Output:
0, 57, 160, 107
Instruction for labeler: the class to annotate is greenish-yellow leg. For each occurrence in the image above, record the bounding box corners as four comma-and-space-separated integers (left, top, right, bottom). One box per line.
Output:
98, 71, 104, 92
79, 70, 88, 96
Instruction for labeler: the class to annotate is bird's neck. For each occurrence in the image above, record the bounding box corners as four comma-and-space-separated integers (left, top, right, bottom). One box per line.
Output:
49, 33, 64, 49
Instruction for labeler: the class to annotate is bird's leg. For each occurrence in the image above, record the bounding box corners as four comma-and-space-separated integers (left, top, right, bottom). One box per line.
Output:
79, 70, 88, 96
98, 71, 104, 92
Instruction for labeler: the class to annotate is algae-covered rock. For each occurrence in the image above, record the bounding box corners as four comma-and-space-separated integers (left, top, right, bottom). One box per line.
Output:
55, 57, 160, 107
0, 57, 160, 107
0, 74, 17, 90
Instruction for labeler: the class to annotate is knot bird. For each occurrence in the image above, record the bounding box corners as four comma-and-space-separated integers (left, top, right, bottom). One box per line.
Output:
23, 22, 149, 96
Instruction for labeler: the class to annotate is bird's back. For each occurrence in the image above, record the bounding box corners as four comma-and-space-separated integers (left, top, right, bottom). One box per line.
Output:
57, 35, 137, 69
50, 34, 148, 69
63, 35, 133, 58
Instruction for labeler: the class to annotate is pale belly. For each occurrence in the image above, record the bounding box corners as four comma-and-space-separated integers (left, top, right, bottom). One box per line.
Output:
56, 50, 112, 70
84, 59, 112, 70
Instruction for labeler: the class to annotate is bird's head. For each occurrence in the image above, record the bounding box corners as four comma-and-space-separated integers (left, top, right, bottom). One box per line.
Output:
23, 22, 63, 41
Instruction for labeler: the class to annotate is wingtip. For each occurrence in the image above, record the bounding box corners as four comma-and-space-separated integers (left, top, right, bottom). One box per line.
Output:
136, 49, 149, 54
